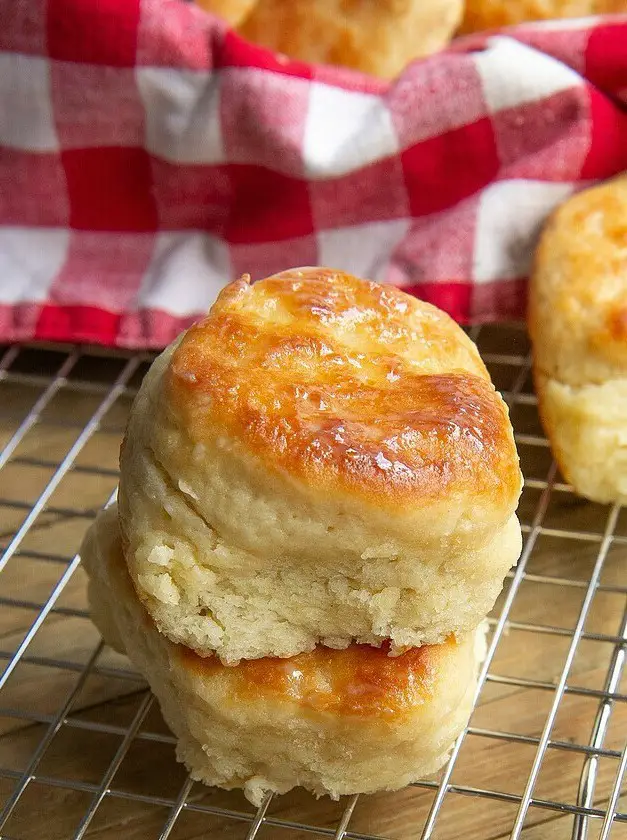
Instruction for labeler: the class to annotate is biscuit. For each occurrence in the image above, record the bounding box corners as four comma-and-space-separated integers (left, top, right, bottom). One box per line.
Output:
237, 0, 464, 78
82, 505, 487, 805
460, 0, 625, 33
195, 0, 256, 25
118, 268, 521, 663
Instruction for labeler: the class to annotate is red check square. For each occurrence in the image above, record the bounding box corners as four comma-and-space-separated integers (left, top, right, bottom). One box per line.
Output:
36, 303, 121, 346
150, 160, 232, 234
310, 157, 409, 230
47, 0, 140, 66
581, 87, 627, 180
0, 0, 46, 55
226, 166, 313, 244
585, 22, 627, 101
62, 147, 158, 232
492, 89, 590, 181
471, 278, 527, 323
401, 118, 499, 217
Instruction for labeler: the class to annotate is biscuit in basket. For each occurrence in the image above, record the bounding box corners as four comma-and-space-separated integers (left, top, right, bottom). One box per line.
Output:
117, 267, 522, 664
237, 0, 464, 77
82, 505, 487, 805
196, 0, 463, 77
530, 178, 627, 503
195, 0, 257, 25
460, 0, 626, 33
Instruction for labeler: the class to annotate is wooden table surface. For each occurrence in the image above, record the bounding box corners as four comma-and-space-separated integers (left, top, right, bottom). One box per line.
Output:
0, 325, 625, 840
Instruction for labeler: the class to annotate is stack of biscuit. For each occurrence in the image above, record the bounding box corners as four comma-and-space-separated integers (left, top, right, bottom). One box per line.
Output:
81, 267, 522, 804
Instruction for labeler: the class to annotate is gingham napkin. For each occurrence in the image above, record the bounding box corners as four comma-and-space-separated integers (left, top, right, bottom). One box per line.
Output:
2, 0, 627, 348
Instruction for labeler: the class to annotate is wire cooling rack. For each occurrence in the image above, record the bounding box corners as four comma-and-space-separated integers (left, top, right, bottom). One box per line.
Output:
0, 324, 625, 840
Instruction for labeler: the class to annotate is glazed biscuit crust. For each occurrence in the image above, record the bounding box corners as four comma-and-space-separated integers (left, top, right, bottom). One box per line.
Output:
179, 636, 445, 719
168, 269, 520, 516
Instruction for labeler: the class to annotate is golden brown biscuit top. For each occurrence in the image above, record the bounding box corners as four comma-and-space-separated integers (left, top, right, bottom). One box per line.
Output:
530, 178, 627, 385
179, 638, 448, 717
167, 268, 520, 510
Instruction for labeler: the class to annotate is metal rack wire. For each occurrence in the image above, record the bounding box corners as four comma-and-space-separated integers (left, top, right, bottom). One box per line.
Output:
0, 325, 625, 839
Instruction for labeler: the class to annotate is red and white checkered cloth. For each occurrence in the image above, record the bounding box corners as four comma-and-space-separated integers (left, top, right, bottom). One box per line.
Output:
2, 0, 627, 348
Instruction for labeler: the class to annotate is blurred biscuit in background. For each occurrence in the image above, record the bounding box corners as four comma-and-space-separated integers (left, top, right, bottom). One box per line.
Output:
460, 0, 627, 33
198, 0, 627, 75
197, 0, 464, 77
530, 177, 627, 503
238, 0, 464, 77
195, 0, 257, 26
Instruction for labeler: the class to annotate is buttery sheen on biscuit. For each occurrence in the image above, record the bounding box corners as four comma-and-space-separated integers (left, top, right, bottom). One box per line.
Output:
530, 178, 627, 503
82, 506, 487, 805
118, 267, 521, 663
